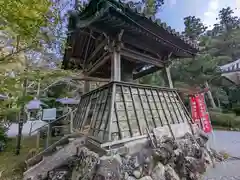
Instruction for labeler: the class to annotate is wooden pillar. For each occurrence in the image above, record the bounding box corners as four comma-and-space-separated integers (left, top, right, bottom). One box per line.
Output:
83, 80, 90, 93
111, 46, 121, 81
83, 74, 90, 93
205, 81, 217, 108
164, 65, 174, 88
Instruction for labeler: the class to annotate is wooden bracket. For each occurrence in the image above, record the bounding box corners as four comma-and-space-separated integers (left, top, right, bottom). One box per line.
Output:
163, 52, 173, 67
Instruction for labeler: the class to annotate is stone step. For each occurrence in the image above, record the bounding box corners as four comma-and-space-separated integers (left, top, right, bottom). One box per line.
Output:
25, 133, 83, 169
56, 145, 63, 151
24, 137, 86, 180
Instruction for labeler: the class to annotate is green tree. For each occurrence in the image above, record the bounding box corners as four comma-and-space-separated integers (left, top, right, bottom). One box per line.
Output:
182, 16, 207, 40
0, 0, 57, 62
174, 7, 240, 109
0, 0, 74, 154
174, 15, 219, 108
218, 7, 240, 32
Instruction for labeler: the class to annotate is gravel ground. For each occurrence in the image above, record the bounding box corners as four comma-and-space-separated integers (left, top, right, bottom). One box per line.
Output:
204, 131, 240, 179
204, 160, 240, 179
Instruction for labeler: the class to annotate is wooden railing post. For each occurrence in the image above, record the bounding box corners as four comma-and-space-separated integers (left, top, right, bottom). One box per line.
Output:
36, 131, 40, 150
70, 108, 74, 133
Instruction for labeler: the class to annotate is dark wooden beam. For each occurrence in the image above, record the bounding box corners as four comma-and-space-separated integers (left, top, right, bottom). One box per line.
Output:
83, 30, 92, 67
70, 76, 110, 82
86, 39, 107, 64
123, 35, 163, 58
86, 52, 110, 75
133, 66, 161, 79
121, 48, 164, 68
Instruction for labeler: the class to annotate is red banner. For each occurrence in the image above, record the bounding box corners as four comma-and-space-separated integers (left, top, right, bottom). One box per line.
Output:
202, 113, 212, 133
189, 96, 199, 122
196, 93, 206, 118
189, 93, 212, 133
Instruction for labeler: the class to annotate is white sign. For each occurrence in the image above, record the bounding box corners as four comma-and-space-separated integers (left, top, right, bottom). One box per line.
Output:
42, 108, 56, 121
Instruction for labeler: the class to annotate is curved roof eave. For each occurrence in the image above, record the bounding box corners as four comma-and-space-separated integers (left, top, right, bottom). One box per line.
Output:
70, 0, 198, 54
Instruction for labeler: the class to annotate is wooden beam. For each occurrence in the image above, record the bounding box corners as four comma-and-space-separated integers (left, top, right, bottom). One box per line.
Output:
121, 48, 164, 68
86, 39, 107, 64
83, 30, 92, 67
86, 53, 110, 75
70, 76, 110, 82
122, 35, 165, 57
133, 66, 161, 79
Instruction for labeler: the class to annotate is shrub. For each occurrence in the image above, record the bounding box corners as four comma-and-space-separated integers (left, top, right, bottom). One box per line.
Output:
233, 106, 240, 116
0, 125, 7, 142
209, 111, 240, 129
208, 108, 222, 113
221, 109, 233, 114
26, 148, 43, 160
209, 111, 236, 128
0, 125, 7, 152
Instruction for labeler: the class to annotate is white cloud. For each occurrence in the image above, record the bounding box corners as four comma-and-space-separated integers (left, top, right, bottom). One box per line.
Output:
202, 0, 240, 29
203, 0, 219, 29
204, 12, 216, 17
209, 0, 219, 10
169, 0, 177, 7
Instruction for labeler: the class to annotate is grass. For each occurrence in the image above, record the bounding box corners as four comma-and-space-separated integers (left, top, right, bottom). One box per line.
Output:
219, 151, 230, 159
0, 136, 44, 180
0, 135, 63, 180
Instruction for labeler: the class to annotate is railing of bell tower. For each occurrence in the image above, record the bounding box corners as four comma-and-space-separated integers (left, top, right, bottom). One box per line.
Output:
72, 81, 193, 143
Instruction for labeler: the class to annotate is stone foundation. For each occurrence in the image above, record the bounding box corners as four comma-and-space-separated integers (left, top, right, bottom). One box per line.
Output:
44, 130, 223, 180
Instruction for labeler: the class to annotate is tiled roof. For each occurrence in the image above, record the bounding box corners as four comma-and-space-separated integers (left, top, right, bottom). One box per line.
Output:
73, 0, 198, 50
220, 59, 240, 73
118, 0, 198, 49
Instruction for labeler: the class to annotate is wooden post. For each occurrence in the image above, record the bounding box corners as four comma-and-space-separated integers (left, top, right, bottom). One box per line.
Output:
108, 83, 117, 141
46, 123, 51, 148
83, 81, 90, 93
36, 131, 40, 150
111, 46, 121, 81
164, 65, 174, 88
69, 108, 74, 133
83, 74, 90, 94
205, 81, 217, 108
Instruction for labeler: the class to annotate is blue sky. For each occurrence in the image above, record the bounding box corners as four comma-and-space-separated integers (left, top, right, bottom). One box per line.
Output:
158, 0, 240, 32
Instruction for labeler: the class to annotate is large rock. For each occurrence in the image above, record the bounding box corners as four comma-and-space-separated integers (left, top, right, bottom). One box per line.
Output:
152, 136, 176, 165
96, 154, 122, 179
174, 150, 187, 179
48, 168, 70, 180
165, 165, 180, 180
151, 162, 165, 180
127, 176, 137, 180
201, 148, 214, 169
139, 176, 153, 180
31, 132, 223, 180
133, 167, 143, 179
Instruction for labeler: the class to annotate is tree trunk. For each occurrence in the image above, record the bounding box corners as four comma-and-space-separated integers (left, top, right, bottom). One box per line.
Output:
216, 98, 221, 108
205, 81, 217, 109
16, 67, 28, 155
16, 35, 28, 155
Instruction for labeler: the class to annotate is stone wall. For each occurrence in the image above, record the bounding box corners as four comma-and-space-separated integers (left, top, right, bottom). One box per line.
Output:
45, 130, 223, 180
